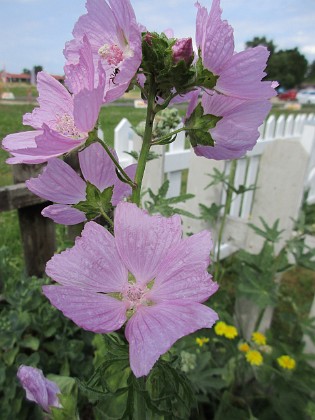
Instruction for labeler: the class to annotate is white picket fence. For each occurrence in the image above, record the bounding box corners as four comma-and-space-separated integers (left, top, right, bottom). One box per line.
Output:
102, 112, 315, 353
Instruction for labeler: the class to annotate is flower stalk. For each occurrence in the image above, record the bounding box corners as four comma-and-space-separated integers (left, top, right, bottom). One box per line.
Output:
131, 79, 156, 205
97, 137, 137, 189
215, 160, 237, 280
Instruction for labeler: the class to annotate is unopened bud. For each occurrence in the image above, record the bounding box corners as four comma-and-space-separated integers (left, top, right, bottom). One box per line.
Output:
172, 38, 193, 64
143, 32, 153, 46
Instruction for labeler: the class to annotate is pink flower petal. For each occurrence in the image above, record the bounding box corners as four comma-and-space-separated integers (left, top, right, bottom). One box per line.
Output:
6, 124, 85, 163
73, 85, 104, 133
17, 366, 50, 412
125, 302, 218, 377
46, 221, 128, 292
64, 35, 96, 94
66, 0, 142, 103
114, 203, 182, 286
112, 164, 137, 206
26, 158, 86, 204
42, 204, 86, 225
23, 72, 73, 130
2, 130, 42, 152
78, 142, 116, 191
217, 47, 277, 99
43, 285, 128, 333
45, 379, 62, 409
194, 93, 272, 160
196, 0, 234, 74
149, 231, 218, 303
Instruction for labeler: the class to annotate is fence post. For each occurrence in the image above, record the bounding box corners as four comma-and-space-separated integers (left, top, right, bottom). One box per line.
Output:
12, 165, 56, 277
235, 134, 313, 338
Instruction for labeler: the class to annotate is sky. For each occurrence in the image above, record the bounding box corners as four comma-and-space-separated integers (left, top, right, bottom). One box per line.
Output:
1, 0, 315, 75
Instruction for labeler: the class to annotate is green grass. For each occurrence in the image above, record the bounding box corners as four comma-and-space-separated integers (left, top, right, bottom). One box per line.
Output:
0, 104, 34, 186
1, 83, 38, 98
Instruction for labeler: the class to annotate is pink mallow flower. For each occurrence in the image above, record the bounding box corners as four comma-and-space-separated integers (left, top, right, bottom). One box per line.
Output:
17, 365, 61, 412
26, 142, 136, 225
196, 0, 277, 100
2, 65, 104, 164
187, 90, 272, 160
64, 0, 142, 103
43, 202, 219, 377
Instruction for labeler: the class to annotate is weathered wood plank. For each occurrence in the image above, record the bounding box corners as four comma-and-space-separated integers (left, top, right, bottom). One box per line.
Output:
0, 183, 46, 212
12, 164, 56, 278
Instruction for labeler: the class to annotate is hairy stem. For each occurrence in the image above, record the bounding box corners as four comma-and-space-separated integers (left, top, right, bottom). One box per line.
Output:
131, 79, 156, 206
151, 127, 186, 145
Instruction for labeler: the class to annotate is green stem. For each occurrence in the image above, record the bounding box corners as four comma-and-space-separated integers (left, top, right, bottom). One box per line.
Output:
97, 137, 136, 189
131, 80, 156, 206
151, 127, 186, 145
99, 207, 114, 228
215, 160, 237, 280
135, 377, 146, 420
253, 307, 265, 332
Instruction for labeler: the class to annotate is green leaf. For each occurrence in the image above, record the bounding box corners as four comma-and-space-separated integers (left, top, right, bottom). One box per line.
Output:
20, 336, 40, 351
3, 347, 19, 366
185, 103, 221, 147
50, 394, 78, 420
195, 55, 219, 90
74, 183, 114, 220
248, 217, 284, 243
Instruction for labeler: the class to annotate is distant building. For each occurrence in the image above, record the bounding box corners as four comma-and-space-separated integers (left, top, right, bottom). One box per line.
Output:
0, 71, 64, 84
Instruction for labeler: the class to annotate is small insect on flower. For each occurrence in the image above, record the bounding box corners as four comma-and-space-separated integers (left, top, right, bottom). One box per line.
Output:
246, 350, 263, 366
277, 355, 296, 370
195, 337, 210, 347
238, 342, 250, 353
251, 331, 267, 346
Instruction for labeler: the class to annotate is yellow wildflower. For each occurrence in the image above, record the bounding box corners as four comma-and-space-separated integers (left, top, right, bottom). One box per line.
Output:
245, 350, 263, 366
214, 321, 227, 336
238, 342, 250, 353
224, 325, 238, 339
277, 355, 296, 370
251, 331, 267, 346
195, 337, 210, 347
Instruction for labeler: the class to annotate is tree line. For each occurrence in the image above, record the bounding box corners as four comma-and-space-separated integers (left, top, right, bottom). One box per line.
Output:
246, 36, 314, 89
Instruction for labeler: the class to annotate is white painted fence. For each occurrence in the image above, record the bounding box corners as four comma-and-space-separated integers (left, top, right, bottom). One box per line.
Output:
109, 112, 315, 349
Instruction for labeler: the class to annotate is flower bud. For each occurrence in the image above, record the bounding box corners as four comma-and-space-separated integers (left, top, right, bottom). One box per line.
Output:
172, 38, 193, 64
143, 32, 153, 46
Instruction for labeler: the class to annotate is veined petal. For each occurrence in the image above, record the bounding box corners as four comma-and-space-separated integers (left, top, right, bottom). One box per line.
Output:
196, 93, 272, 160
217, 47, 277, 99
42, 204, 86, 225
64, 35, 96, 94
46, 221, 128, 293
112, 164, 137, 206
43, 285, 128, 333
23, 72, 73, 130
73, 85, 104, 133
78, 142, 116, 191
149, 231, 218, 303
6, 124, 85, 163
125, 302, 218, 377
2, 130, 42, 152
197, 0, 234, 74
17, 366, 50, 412
26, 158, 86, 204
114, 203, 182, 286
